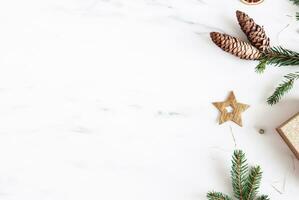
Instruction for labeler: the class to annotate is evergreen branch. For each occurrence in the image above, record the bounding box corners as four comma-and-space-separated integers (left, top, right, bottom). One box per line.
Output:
231, 150, 248, 200
244, 166, 262, 200
256, 195, 270, 200
267, 72, 299, 105
289, 1, 299, 20
207, 192, 232, 200
255, 59, 267, 73
207, 150, 269, 200
290, 0, 299, 5
261, 46, 299, 67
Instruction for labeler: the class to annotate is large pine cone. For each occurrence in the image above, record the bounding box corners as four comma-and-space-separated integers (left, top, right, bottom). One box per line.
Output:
236, 10, 270, 52
210, 32, 261, 60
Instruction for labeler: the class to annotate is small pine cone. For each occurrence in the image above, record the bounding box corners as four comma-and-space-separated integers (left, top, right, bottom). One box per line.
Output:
210, 32, 261, 60
236, 10, 270, 52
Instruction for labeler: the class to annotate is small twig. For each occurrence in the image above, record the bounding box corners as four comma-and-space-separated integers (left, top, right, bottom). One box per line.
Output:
277, 24, 290, 45
229, 125, 237, 148
271, 184, 283, 195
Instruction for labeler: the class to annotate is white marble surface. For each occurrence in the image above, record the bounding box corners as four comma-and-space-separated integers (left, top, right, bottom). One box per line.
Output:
0, 0, 299, 199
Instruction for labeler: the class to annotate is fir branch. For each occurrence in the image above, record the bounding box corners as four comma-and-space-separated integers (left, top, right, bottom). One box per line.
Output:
289, 1, 299, 20
207, 150, 269, 200
231, 150, 248, 200
244, 166, 262, 200
207, 192, 232, 200
256, 195, 270, 200
267, 72, 299, 105
290, 0, 299, 5
261, 46, 299, 67
258, 48, 299, 104
256, 59, 267, 73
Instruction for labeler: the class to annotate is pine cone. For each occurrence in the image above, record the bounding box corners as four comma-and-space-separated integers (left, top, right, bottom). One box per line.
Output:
236, 10, 270, 52
240, 0, 264, 5
210, 32, 261, 60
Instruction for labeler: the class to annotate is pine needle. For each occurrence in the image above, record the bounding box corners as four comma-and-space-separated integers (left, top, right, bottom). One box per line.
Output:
207, 150, 269, 200
290, 0, 299, 5
267, 72, 299, 105
256, 195, 270, 200
262, 46, 299, 67
289, 1, 299, 20
207, 192, 232, 200
244, 166, 263, 200
256, 59, 267, 73
256, 47, 299, 104
231, 150, 248, 199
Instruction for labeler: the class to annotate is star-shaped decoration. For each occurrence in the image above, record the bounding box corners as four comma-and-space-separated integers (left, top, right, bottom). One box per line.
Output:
213, 91, 249, 127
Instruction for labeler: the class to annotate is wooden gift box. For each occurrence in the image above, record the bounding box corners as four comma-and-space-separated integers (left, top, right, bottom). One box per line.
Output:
277, 112, 299, 159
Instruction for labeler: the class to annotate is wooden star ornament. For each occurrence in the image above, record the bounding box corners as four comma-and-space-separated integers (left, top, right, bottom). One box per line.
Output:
213, 91, 249, 127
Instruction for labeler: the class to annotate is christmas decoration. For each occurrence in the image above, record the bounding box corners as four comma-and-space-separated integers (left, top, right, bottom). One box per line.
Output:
277, 112, 299, 160
213, 91, 249, 127
236, 10, 270, 52
210, 32, 261, 60
210, 10, 299, 105
207, 150, 270, 200
241, 0, 264, 5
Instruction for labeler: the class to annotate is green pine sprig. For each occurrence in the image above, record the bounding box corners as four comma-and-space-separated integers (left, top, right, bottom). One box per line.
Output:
255, 59, 267, 73
267, 72, 299, 105
207, 192, 232, 200
256, 47, 299, 105
259, 47, 299, 68
244, 166, 262, 200
289, 0, 299, 20
256, 195, 270, 200
207, 150, 269, 200
231, 150, 248, 199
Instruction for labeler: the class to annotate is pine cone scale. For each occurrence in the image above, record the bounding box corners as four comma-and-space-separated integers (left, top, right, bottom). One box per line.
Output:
210, 32, 261, 60
236, 10, 270, 52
